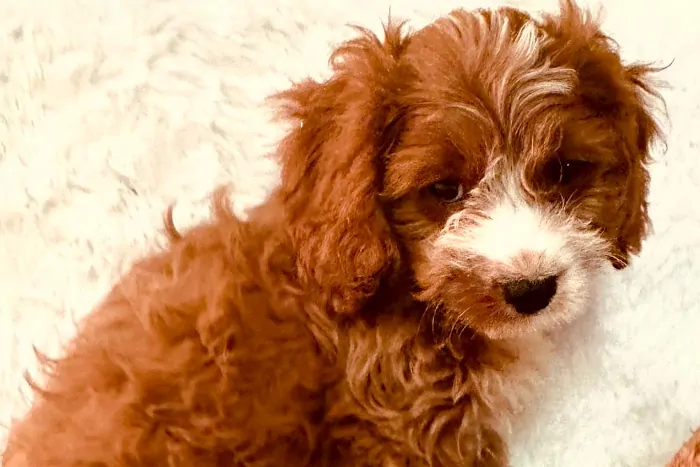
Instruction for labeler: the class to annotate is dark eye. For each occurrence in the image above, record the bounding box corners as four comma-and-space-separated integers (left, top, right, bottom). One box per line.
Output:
545, 158, 596, 186
428, 180, 465, 203
561, 159, 596, 184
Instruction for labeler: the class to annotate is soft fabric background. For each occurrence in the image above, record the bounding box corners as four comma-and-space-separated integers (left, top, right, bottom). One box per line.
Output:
0, 0, 698, 465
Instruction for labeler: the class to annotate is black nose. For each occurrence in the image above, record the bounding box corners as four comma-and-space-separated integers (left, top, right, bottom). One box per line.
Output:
502, 275, 558, 315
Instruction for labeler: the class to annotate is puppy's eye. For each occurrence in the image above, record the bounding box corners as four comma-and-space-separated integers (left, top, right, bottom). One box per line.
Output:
428, 180, 465, 203
560, 159, 596, 185
545, 158, 596, 186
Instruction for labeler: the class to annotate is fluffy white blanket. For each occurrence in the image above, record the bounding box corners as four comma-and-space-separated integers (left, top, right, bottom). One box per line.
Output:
1, 0, 698, 465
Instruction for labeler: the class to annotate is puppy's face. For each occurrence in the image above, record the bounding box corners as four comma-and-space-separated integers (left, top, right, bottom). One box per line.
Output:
379, 6, 662, 339
276, 2, 662, 335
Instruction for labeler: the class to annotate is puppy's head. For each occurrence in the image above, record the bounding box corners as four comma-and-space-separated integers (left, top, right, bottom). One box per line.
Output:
274, 0, 664, 338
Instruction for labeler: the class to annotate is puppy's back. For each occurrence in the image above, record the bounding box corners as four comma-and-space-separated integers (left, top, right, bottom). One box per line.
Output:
3, 192, 330, 467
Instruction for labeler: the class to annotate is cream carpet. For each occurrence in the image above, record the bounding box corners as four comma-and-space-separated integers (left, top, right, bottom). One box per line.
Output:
1, 0, 698, 465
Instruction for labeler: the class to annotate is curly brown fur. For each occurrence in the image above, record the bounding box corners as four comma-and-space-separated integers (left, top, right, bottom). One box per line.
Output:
3, 2, 664, 466
668, 428, 700, 467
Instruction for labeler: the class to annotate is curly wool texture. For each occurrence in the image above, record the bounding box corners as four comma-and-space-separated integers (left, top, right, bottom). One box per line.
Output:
668, 429, 700, 467
1, 0, 699, 466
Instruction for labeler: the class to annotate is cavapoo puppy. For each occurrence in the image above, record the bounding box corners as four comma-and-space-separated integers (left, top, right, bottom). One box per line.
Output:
2, 1, 664, 466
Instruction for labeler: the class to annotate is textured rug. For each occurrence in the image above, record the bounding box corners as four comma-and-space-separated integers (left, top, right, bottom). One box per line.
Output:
1, 0, 698, 465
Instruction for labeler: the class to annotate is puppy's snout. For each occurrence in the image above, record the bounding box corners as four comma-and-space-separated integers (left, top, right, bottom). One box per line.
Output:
502, 275, 558, 315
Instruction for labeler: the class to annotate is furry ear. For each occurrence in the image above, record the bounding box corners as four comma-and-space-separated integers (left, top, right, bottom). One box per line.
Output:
541, 0, 665, 269
608, 63, 665, 269
271, 20, 410, 314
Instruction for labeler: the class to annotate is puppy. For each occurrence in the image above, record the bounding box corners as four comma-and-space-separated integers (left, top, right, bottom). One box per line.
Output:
2, 1, 664, 466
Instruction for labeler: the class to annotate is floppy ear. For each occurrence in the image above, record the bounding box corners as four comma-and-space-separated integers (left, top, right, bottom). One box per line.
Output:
271, 21, 410, 314
541, 0, 665, 269
608, 63, 665, 269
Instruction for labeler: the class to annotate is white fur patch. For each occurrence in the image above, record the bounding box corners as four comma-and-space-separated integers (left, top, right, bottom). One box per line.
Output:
466, 189, 568, 269
439, 175, 604, 272
435, 173, 609, 336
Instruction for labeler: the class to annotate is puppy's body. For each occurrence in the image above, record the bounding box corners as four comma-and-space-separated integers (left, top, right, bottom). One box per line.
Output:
3, 2, 663, 466
4, 197, 533, 466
